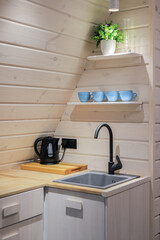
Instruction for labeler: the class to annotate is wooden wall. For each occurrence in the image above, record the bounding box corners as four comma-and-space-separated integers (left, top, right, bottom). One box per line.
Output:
0, 0, 109, 167
56, 0, 151, 177
153, 0, 160, 239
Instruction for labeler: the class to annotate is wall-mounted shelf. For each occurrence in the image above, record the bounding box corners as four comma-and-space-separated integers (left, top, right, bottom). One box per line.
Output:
68, 101, 142, 112
87, 53, 142, 61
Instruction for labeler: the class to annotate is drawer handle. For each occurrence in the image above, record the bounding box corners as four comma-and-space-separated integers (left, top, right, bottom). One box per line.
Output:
2, 203, 20, 217
2, 233, 19, 240
66, 199, 82, 210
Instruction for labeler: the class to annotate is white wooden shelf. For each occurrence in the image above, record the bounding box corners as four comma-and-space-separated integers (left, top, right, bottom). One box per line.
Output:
87, 53, 142, 61
68, 101, 142, 112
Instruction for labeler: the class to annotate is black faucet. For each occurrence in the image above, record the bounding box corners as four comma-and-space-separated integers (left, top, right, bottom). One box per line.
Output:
94, 123, 122, 174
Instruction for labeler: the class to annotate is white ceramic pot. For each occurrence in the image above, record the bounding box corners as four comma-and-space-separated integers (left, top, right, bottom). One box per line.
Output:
100, 40, 116, 55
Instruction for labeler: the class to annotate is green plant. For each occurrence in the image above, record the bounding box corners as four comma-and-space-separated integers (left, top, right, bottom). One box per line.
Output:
92, 21, 124, 48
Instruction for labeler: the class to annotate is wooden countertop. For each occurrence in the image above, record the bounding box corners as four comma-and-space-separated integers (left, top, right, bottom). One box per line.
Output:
0, 169, 150, 198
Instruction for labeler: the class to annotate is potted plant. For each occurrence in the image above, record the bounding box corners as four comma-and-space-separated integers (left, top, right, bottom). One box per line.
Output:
91, 21, 124, 55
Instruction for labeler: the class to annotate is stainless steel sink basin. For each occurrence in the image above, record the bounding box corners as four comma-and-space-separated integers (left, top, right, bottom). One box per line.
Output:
54, 171, 139, 189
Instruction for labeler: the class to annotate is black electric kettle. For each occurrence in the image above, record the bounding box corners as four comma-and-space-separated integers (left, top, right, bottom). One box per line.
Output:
34, 136, 62, 164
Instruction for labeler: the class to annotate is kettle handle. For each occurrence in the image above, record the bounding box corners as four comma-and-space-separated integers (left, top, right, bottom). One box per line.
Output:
34, 137, 44, 157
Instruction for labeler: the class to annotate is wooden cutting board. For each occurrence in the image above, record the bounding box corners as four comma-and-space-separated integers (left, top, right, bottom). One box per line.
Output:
21, 162, 87, 175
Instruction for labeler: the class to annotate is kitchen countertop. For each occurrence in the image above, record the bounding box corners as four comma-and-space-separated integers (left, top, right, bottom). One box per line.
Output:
0, 168, 150, 198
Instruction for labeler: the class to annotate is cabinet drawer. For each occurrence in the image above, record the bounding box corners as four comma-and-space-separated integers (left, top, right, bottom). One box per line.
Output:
0, 188, 43, 229
0, 215, 43, 240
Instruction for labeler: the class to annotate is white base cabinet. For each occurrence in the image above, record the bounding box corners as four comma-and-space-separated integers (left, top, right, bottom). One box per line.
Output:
45, 182, 150, 240
44, 188, 105, 240
0, 188, 44, 240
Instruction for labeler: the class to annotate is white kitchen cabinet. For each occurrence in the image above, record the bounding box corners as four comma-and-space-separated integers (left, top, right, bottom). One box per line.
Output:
45, 181, 150, 240
44, 188, 105, 240
0, 188, 44, 240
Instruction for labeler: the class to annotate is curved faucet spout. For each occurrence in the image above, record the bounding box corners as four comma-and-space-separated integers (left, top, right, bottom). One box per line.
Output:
94, 123, 113, 163
94, 123, 122, 174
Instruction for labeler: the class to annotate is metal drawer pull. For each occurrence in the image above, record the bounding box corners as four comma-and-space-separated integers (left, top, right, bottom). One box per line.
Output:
66, 199, 82, 210
2, 203, 20, 217
2, 233, 19, 240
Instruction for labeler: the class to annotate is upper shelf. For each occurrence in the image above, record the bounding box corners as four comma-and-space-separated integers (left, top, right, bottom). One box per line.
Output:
68, 101, 142, 112
87, 53, 142, 61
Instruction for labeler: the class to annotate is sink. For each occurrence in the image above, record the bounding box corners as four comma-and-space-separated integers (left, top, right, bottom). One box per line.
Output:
54, 171, 139, 189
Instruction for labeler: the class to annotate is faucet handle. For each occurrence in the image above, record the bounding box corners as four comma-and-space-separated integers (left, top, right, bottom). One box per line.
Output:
116, 155, 122, 169
109, 155, 122, 174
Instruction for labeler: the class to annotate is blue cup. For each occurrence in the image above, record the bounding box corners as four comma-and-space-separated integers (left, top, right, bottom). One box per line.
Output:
92, 91, 105, 102
78, 92, 91, 102
119, 90, 137, 102
106, 91, 120, 102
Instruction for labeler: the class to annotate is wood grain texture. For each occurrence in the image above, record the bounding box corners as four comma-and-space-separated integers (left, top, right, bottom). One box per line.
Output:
29, 0, 109, 23
0, 0, 93, 41
21, 162, 87, 175
0, 19, 93, 58
0, 85, 72, 104
0, 104, 65, 120
0, 65, 79, 89
107, 182, 150, 240
0, 43, 86, 74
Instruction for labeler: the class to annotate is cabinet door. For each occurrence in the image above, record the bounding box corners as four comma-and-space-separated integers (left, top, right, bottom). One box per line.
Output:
0, 215, 43, 240
45, 188, 104, 240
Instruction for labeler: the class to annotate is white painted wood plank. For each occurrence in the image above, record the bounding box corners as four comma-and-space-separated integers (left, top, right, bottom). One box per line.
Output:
0, 133, 52, 151
78, 66, 150, 87
65, 138, 149, 160
63, 153, 150, 176
155, 87, 160, 106
155, 160, 160, 179
55, 121, 149, 141
155, 68, 160, 87
0, 119, 59, 136
154, 216, 160, 236
155, 143, 160, 160
30, 0, 109, 23
0, 0, 93, 41
155, 107, 160, 123
155, 124, 160, 142
154, 179, 160, 198
0, 104, 65, 120
0, 65, 79, 89
0, 19, 93, 58
0, 148, 36, 165
0, 43, 86, 74
155, 30, 160, 50
0, 85, 72, 104
155, 49, 160, 68
154, 197, 160, 216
